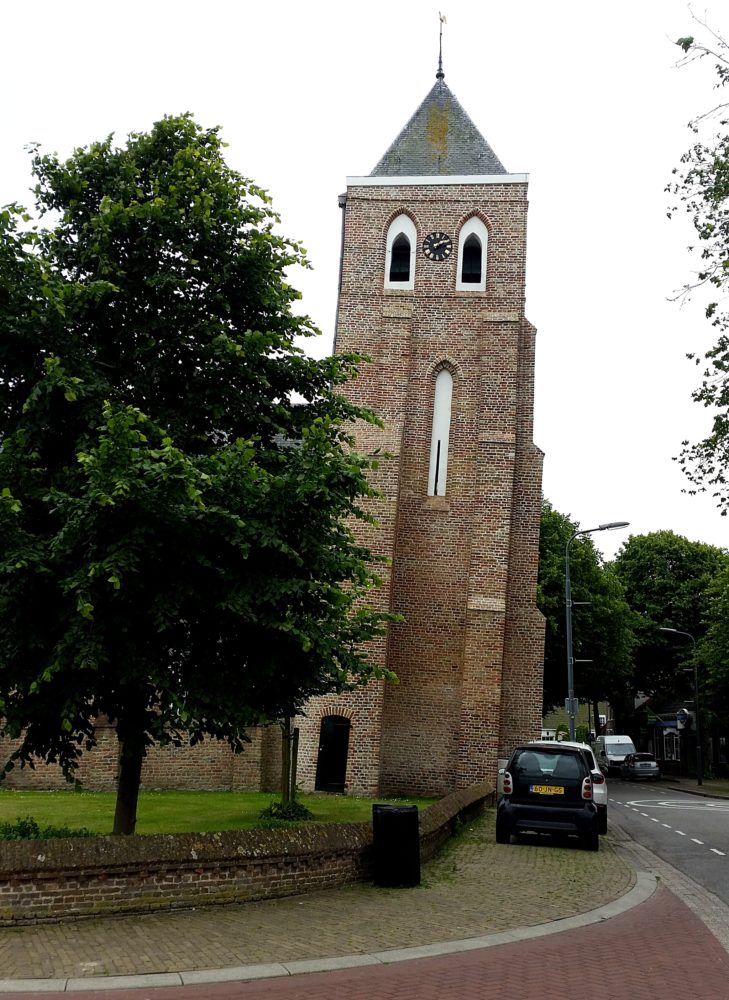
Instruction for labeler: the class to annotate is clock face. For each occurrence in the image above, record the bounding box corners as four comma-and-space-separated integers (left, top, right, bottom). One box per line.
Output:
422, 231, 453, 261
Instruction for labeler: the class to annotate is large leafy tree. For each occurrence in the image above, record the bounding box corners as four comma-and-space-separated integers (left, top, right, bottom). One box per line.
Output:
612, 530, 728, 701
0, 115, 394, 834
669, 20, 729, 506
537, 501, 634, 722
698, 566, 729, 719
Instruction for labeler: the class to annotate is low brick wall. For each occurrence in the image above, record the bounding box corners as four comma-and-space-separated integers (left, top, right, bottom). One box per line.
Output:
0, 784, 492, 925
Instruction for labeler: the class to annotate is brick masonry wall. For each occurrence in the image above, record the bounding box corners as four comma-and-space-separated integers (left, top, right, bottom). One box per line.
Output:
294, 180, 545, 798
0, 720, 267, 792
0, 784, 492, 925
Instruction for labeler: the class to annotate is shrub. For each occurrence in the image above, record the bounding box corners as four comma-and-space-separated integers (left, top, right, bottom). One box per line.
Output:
0, 816, 93, 840
257, 800, 315, 823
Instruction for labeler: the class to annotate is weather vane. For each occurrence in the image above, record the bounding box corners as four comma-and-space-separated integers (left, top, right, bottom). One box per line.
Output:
437, 12, 446, 80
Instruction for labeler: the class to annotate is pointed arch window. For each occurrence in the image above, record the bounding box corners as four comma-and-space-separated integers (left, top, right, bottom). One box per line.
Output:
428, 368, 453, 496
456, 217, 488, 292
385, 214, 416, 290
390, 235, 411, 282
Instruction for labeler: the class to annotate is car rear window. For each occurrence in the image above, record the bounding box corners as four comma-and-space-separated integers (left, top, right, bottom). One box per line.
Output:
633, 753, 655, 762
512, 749, 586, 779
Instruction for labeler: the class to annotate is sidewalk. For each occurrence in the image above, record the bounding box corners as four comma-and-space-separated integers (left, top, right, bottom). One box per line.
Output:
4, 803, 729, 998
0, 810, 636, 991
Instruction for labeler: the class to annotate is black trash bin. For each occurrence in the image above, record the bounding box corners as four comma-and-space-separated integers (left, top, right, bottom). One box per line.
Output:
372, 804, 421, 887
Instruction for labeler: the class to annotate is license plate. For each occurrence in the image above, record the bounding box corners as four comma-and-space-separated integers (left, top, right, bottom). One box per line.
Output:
530, 784, 564, 795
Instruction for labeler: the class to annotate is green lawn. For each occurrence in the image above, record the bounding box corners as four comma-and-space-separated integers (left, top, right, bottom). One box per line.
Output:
0, 788, 435, 836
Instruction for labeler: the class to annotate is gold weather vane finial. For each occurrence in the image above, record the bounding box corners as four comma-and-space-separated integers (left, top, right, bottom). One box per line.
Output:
437, 12, 446, 80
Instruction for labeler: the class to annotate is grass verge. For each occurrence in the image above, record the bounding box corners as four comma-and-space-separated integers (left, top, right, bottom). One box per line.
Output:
0, 788, 435, 836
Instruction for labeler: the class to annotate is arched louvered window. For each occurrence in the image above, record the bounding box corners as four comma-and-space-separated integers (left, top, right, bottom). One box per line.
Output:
427, 368, 453, 496
390, 234, 411, 282
385, 214, 416, 290
461, 234, 482, 283
456, 217, 488, 292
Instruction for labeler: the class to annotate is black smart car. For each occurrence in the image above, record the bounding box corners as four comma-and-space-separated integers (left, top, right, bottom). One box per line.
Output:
496, 744, 600, 851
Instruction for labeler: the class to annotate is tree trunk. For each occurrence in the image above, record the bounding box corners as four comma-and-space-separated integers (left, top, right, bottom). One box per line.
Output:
281, 718, 291, 805
291, 727, 300, 802
113, 733, 145, 835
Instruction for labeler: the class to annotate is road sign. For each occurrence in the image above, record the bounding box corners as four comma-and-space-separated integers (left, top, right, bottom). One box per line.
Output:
676, 707, 690, 729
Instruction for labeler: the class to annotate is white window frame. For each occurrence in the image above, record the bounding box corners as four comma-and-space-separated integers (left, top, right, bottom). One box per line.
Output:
456, 216, 488, 292
384, 214, 417, 290
427, 368, 453, 496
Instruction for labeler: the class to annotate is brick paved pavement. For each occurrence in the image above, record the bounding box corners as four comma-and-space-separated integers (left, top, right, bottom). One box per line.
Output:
0, 812, 633, 980
4, 811, 729, 998
3, 884, 728, 999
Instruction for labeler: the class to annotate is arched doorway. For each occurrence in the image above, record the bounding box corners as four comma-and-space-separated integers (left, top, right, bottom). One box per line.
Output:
315, 715, 351, 792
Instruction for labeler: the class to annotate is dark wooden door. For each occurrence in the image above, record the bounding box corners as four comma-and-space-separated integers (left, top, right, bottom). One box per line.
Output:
315, 716, 350, 792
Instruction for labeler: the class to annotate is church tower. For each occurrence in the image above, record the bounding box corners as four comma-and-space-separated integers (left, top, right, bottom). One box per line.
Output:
296, 56, 545, 797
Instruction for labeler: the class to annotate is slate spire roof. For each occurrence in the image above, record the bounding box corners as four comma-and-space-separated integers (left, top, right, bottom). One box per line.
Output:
370, 67, 506, 177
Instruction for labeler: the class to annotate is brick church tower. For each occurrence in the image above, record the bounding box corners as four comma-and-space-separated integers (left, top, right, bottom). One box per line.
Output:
295, 60, 545, 797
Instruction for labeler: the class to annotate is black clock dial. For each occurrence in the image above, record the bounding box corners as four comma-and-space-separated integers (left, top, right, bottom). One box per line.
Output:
422, 231, 453, 261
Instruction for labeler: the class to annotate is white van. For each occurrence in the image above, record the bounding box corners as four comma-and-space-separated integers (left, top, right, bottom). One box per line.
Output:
593, 735, 636, 775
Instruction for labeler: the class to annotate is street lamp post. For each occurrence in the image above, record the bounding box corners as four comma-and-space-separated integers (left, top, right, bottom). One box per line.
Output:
659, 627, 702, 786
565, 521, 629, 742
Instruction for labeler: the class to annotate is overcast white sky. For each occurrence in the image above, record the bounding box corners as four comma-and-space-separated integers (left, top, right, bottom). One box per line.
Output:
3, 0, 728, 560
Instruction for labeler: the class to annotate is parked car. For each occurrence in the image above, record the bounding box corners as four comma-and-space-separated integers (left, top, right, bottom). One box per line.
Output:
536, 740, 608, 834
620, 752, 661, 782
593, 735, 636, 775
496, 743, 600, 851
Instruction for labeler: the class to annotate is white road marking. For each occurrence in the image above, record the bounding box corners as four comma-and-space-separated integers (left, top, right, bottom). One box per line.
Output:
691, 838, 704, 845
676, 830, 686, 836
640, 812, 649, 817
626, 798, 729, 812
651, 818, 660, 823
711, 848, 726, 856
662, 824, 672, 829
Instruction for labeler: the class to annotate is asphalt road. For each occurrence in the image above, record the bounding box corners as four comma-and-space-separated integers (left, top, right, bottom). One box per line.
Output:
608, 778, 729, 904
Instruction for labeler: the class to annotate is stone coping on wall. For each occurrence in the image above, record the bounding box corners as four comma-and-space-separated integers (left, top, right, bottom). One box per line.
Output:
0, 820, 373, 875
0, 783, 493, 925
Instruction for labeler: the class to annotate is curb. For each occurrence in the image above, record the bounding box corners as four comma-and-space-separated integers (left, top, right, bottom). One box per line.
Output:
664, 783, 729, 801
0, 871, 657, 994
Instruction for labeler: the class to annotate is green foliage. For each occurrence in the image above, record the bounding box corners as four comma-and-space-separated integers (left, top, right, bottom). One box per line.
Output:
575, 724, 589, 744
0, 114, 398, 831
257, 799, 315, 823
696, 565, 729, 718
669, 23, 729, 507
538, 500, 635, 712
613, 530, 728, 701
0, 816, 92, 840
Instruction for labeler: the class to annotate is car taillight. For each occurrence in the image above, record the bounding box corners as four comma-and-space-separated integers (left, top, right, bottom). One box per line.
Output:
502, 771, 513, 795
591, 772, 605, 785
581, 776, 593, 800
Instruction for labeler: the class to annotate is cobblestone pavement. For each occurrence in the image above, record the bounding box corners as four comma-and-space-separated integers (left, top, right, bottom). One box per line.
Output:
0, 812, 633, 981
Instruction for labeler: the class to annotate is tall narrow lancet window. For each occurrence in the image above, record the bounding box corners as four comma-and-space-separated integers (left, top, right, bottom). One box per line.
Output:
456, 217, 489, 292
384, 213, 417, 290
427, 368, 453, 496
